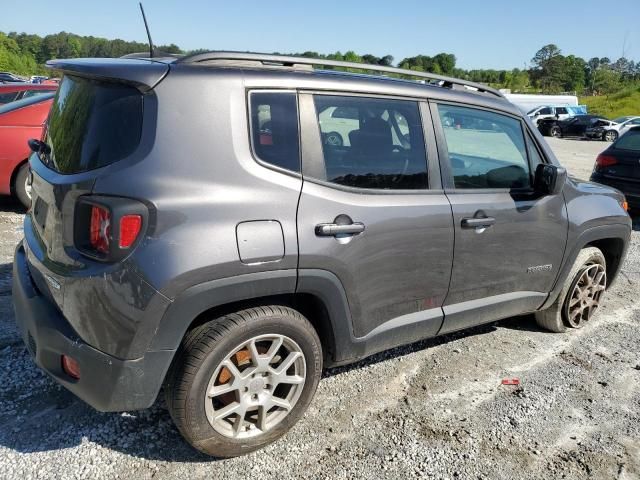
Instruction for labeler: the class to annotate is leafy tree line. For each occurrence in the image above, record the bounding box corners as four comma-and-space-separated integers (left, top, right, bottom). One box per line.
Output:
1, 30, 638, 96
0, 30, 180, 75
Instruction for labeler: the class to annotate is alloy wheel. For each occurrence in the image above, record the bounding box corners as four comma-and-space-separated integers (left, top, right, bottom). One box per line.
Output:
204, 334, 306, 439
604, 131, 617, 142
564, 263, 606, 328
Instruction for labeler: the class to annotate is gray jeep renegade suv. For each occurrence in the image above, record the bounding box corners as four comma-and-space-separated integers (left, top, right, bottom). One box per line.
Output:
13, 52, 631, 457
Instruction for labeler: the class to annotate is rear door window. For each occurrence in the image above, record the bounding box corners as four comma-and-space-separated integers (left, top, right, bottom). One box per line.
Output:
311, 95, 428, 190
45, 75, 143, 174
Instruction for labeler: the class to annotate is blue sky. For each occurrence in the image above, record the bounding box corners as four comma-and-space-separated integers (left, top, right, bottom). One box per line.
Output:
3, 0, 639, 69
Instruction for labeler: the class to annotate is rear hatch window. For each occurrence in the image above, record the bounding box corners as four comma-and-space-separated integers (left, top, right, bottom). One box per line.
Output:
45, 75, 143, 173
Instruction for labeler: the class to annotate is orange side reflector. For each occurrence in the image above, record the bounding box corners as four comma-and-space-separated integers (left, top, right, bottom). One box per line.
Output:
61, 355, 81, 379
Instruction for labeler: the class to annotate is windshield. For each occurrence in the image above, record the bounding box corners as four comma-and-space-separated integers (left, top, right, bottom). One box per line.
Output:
612, 116, 632, 124
45, 75, 143, 174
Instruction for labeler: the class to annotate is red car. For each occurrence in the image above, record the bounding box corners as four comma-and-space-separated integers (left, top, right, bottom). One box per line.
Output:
0, 83, 58, 105
0, 93, 55, 207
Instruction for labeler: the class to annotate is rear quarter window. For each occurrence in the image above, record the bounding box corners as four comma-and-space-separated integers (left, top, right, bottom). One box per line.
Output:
45, 75, 143, 174
249, 91, 300, 173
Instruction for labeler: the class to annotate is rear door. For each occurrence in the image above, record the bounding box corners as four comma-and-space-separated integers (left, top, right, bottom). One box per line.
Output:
297, 93, 453, 340
432, 102, 568, 333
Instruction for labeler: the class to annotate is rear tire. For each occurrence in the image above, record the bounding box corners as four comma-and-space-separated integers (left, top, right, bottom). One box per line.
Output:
165, 306, 322, 457
550, 126, 562, 138
535, 247, 606, 333
323, 131, 343, 147
13, 163, 31, 209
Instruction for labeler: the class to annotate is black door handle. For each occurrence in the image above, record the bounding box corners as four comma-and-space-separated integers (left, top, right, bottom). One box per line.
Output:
461, 217, 495, 229
315, 222, 365, 236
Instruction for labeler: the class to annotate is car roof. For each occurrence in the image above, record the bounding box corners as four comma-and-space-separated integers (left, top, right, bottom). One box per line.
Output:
48, 53, 521, 116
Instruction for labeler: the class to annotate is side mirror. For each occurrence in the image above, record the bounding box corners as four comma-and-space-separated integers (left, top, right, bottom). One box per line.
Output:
534, 111, 540, 116
28, 138, 50, 155
534, 164, 566, 195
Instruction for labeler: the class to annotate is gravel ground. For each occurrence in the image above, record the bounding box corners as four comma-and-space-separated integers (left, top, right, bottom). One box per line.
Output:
0, 138, 639, 480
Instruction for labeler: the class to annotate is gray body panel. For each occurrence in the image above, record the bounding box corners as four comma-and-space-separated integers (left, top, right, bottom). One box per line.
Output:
13, 56, 632, 411
297, 180, 453, 338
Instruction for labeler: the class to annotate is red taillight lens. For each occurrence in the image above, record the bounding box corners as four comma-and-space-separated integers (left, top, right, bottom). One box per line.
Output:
119, 215, 142, 248
90, 205, 111, 254
61, 355, 80, 379
595, 154, 618, 169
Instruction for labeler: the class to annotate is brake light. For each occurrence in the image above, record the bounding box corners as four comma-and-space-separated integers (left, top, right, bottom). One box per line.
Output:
90, 205, 111, 254
595, 154, 618, 169
119, 215, 142, 248
76, 196, 147, 260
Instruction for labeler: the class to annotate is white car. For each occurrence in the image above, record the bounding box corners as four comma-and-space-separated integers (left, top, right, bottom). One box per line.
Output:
599, 116, 640, 142
318, 105, 409, 147
526, 105, 573, 125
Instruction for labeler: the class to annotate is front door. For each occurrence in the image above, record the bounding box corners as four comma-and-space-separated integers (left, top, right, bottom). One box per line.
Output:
432, 102, 568, 334
297, 93, 453, 340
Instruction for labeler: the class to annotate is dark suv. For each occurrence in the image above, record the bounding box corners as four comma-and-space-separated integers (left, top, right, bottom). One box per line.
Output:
13, 52, 631, 457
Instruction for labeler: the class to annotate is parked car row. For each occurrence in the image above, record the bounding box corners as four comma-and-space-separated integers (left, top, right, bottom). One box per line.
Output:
0, 71, 58, 85
537, 114, 640, 142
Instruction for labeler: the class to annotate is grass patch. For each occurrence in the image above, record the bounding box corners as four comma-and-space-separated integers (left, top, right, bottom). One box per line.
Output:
580, 86, 640, 119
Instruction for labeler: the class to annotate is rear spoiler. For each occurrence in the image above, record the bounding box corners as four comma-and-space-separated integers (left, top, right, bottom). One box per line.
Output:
46, 58, 170, 92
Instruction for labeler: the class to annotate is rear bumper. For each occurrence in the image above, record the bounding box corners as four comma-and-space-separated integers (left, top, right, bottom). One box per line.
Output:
12, 242, 175, 412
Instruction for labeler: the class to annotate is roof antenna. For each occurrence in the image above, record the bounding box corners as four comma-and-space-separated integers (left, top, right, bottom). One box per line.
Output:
139, 2, 154, 58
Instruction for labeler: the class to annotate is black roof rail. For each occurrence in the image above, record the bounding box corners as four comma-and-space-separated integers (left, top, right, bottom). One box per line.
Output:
177, 51, 504, 99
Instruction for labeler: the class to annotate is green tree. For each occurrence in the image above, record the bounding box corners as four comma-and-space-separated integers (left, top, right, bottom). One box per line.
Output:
530, 44, 566, 92
593, 68, 621, 94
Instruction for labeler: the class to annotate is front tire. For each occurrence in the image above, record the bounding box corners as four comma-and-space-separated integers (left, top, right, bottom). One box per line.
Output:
603, 130, 618, 142
165, 306, 322, 457
535, 247, 606, 333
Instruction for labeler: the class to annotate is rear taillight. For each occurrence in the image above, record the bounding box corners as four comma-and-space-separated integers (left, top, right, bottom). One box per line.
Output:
119, 215, 142, 248
595, 154, 618, 169
90, 205, 111, 254
75, 196, 147, 261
